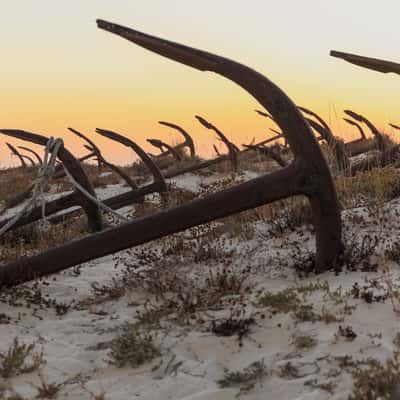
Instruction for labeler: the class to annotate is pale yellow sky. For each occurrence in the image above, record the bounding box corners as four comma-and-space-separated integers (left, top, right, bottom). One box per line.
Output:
1, 1, 399, 166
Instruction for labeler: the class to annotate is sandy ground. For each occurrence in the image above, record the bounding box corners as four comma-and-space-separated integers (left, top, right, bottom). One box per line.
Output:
1, 163, 400, 399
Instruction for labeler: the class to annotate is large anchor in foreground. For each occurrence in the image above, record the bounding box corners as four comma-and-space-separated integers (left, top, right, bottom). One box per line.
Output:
0, 20, 343, 287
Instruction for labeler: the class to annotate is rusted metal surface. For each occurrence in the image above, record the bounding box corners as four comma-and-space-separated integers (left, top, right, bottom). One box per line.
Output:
195, 115, 239, 171
0, 20, 344, 287
343, 118, 366, 140
330, 50, 400, 75
344, 110, 386, 151
82, 144, 141, 192
350, 145, 400, 176
52, 151, 97, 179
20, 153, 36, 167
213, 144, 221, 156
0, 131, 164, 230
95, 128, 166, 186
17, 146, 43, 165
158, 121, 196, 158
0, 130, 102, 232
68, 127, 139, 191
6, 143, 27, 168
242, 144, 287, 167
255, 109, 274, 120
67, 127, 102, 171
254, 109, 290, 148
147, 138, 183, 161
47, 129, 168, 224
342, 118, 377, 157
304, 118, 350, 172
243, 133, 285, 149
299, 107, 350, 172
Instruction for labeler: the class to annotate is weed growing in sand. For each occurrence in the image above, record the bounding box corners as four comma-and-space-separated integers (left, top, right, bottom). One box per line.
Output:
257, 288, 299, 313
348, 354, 400, 400
217, 359, 268, 397
293, 335, 317, 350
0, 338, 44, 378
108, 326, 161, 368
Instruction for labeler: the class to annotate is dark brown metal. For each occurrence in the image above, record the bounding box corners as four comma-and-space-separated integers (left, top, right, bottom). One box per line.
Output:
255, 109, 274, 120
147, 138, 183, 161
244, 133, 285, 149
82, 144, 141, 193
0, 132, 163, 230
330, 50, 400, 75
17, 146, 43, 165
20, 153, 36, 167
298, 106, 350, 172
67, 126, 140, 191
67, 127, 102, 171
213, 144, 221, 156
6, 143, 27, 168
389, 123, 400, 131
158, 121, 196, 158
195, 115, 239, 171
94, 128, 166, 188
255, 110, 289, 148
304, 118, 350, 172
350, 145, 400, 176
344, 110, 386, 151
52, 151, 97, 179
343, 118, 366, 140
0, 130, 103, 232
242, 144, 287, 167
0, 20, 343, 287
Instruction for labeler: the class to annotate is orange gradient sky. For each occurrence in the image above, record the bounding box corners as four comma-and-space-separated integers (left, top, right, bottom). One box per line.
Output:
1, 0, 399, 166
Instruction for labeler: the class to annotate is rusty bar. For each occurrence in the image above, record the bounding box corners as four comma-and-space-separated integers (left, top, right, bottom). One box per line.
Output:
17, 146, 43, 165
0, 18, 344, 280
305, 118, 350, 171
82, 144, 141, 193
343, 118, 366, 140
344, 110, 386, 151
0, 130, 102, 232
330, 50, 400, 75
95, 128, 167, 191
6, 143, 27, 168
147, 138, 183, 161
195, 115, 239, 171
158, 121, 196, 158
242, 144, 287, 167
94, 20, 343, 269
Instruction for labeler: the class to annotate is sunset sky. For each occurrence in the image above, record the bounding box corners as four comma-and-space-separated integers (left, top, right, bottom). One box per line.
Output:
1, 0, 399, 166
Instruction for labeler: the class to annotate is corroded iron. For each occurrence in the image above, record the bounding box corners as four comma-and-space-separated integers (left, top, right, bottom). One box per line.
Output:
344, 110, 386, 151
343, 118, 366, 140
68, 127, 139, 191
94, 128, 166, 186
53, 151, 97, 179
299, 107, 350, 171
0, 20, 344, 287
6, 143, 27, 168
350, 145, 400, 175
0, 130, 103, 232
147, 138, 183, 161
17, 146, 43, 165
195, 115, 239, 171
0, 130, 165, 230
330, 51, 400, 75
242, 144, 287, 167
158, 121, 196, 158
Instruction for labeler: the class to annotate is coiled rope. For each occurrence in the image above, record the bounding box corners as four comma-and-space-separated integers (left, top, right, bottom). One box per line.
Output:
0, 137, 128, 237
